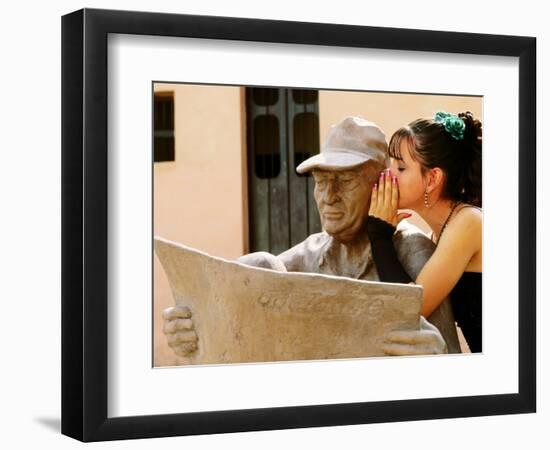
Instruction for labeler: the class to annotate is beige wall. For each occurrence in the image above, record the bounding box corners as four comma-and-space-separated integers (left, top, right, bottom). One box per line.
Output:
319, 90, 482, 141
154, 86, 482, 365
153, 83, 247, 366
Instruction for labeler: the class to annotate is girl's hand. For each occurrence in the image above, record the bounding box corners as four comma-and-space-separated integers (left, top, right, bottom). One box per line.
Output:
368, 169, 410, 227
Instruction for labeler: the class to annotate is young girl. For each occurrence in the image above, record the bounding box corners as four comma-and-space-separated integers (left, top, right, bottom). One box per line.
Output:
367, 111, 482, 352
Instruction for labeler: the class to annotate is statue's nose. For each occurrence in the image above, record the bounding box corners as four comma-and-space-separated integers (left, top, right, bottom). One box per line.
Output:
324, 180, 339, 204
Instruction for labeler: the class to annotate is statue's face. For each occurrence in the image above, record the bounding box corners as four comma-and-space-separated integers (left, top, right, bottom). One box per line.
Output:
312, 163, 379, 242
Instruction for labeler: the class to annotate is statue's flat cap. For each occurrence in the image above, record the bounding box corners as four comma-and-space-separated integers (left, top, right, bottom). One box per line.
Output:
296, 116, 389, 174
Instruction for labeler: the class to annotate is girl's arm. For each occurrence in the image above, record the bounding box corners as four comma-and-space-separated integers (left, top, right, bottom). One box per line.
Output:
414, 209, 480, 316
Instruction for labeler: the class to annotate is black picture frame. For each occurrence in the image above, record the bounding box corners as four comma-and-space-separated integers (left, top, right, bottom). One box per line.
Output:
61, 8, 536, 442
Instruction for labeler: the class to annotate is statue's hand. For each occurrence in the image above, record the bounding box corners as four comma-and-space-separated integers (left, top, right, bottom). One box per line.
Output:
162, 305, 198, 357
382, 316, 448, 356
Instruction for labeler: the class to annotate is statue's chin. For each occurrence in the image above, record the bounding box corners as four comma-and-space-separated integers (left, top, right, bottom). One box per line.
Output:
321, 221, 343, 235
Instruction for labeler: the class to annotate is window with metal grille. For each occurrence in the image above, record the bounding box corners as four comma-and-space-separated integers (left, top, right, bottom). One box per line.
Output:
154, 91, 175, 162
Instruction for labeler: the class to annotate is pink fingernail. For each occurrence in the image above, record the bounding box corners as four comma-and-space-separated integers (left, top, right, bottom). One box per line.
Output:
392, 176, 397, 184
373, 183, 377, 190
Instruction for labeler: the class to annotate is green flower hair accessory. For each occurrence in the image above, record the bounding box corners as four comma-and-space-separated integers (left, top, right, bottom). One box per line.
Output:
433, 111, 466, 141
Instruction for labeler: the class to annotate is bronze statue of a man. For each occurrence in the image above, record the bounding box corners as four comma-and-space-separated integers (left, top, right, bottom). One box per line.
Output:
163, 116, 460, 357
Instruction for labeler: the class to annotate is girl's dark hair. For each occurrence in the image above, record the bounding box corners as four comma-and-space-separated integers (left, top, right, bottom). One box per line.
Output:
388, 111, 482, 207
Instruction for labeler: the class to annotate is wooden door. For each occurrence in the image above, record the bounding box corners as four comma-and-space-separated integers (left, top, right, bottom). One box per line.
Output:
246, 88, 321, 254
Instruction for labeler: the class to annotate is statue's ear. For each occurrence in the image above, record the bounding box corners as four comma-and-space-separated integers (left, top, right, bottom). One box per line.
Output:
363, 160, 384, 184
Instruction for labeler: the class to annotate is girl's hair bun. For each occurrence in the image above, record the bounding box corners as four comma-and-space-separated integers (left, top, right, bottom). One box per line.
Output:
458, 111, 482, 150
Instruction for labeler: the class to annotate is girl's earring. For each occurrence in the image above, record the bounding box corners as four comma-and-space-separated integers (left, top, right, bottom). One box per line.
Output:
424, 190, 430, 208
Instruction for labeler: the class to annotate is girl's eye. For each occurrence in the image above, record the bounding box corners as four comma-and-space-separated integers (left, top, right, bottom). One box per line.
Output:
397, 167, 405, 172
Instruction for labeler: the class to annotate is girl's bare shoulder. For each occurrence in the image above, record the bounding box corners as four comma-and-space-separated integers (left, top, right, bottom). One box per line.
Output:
446, 204, 482, 240
454, 204, 482, 225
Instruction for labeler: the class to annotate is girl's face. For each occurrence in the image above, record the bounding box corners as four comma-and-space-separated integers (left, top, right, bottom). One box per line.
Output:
390, 140, 427, 210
